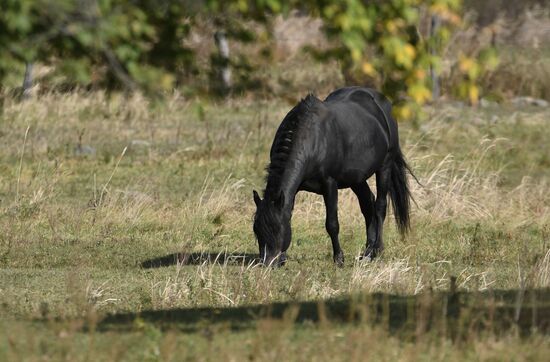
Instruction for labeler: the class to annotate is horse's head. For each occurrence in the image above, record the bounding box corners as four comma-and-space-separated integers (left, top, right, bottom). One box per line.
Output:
253, 190, 290, 267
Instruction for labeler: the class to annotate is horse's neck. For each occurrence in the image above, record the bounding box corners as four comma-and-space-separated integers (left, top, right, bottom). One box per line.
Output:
266, 158, 304, 215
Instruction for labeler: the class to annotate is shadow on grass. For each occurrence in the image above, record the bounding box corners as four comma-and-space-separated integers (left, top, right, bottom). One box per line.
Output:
140, 252, 259, 268
99, 288, 550, 337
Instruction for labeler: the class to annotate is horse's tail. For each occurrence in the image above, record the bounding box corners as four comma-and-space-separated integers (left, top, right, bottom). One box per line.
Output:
388, 147, 414, 235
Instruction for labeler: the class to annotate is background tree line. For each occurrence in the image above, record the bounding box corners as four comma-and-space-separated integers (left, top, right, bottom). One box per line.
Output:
0, 0, 502, 116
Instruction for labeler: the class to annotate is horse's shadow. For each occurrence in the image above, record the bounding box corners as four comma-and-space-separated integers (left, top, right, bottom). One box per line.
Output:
140, 252, 259, 268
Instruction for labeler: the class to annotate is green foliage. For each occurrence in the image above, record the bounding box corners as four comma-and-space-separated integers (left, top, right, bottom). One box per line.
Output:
318, 0, 462, 117
452, 47, 499, 105
208, 0, 491, 117
0, 0, 40, 85
0, 0, 197, 93
310, 0, 448, 118
0, 0, 496, 109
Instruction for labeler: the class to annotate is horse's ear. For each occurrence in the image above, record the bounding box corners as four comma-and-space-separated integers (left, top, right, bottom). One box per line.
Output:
253, 190, 261, 207
275, 191, 285, 209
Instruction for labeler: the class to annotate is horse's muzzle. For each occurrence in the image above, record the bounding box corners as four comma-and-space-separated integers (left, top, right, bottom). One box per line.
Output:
262, 252, 287, 267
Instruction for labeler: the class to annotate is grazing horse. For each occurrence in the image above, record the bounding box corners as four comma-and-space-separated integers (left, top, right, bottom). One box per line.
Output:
253, 86, 413, 267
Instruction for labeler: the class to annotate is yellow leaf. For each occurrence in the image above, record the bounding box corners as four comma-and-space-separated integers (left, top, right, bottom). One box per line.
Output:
395, 43, 416, 69
351, 48, 362, 63
415, 69, 426, 80
429, 4, 461, 25
404, 44, 416, 60
362, 62, 376, 76
469, 84, 479, 105
459, 56, 475, 74
409, 84, 432, 104
386, 20, 397, 34
237, 0, 248, 12
336, 14, 350, 30
394, 105, 413, 121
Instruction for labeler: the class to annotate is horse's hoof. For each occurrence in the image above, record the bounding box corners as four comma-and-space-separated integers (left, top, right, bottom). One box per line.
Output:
279, 253, 287, 266
357, 254, 374, 263
360, 247, 380, 262
333, 252, 344, 267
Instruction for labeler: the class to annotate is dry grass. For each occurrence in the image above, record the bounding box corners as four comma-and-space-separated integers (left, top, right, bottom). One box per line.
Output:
1, 92, 549, 359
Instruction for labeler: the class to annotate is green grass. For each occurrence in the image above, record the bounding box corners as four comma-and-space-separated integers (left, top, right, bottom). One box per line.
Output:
0, 93, 549, 360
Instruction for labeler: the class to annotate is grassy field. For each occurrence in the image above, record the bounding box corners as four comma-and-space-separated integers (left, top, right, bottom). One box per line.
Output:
0, 92, 549, 360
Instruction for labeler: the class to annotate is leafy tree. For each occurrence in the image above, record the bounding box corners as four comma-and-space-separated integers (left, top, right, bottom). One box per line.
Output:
1, 0, 197, 94
207, 0, 480, 117
0, 0, 42, 87
1, 0, 496, 114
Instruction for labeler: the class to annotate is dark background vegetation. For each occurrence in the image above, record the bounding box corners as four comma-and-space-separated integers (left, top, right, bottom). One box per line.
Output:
3, 0, 549, 108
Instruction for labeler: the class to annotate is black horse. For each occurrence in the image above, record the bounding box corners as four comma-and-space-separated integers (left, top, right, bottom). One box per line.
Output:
253, 86, 413, 267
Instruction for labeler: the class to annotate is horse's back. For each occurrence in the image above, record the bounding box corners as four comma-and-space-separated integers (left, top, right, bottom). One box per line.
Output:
324, 86, 389, 108
324, 86, 397, 150
306, 87, 395, 187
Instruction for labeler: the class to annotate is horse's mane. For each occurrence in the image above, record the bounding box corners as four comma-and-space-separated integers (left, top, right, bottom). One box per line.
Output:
264, 94, 323, 198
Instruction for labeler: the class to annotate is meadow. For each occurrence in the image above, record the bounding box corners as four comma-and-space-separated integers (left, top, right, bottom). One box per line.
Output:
0, 92, 549, 360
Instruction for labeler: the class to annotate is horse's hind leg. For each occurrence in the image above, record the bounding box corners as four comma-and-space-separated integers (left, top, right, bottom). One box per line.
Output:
323, 178, 344, 267
368, 164, 391, 259
351, 182, 377, 259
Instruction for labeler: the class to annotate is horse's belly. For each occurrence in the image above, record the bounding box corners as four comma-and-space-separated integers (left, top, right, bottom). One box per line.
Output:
335, 168, 375, 188
299, 179, 324, 194
333, 151, 384, 187
299, 161, 378, 192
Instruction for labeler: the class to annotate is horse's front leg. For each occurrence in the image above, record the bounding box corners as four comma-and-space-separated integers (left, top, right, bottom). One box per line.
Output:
323, 178, 344, 267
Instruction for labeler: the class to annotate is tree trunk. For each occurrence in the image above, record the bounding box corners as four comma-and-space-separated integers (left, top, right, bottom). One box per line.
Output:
214, 31, 231, 94
21, 62, 34, 101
